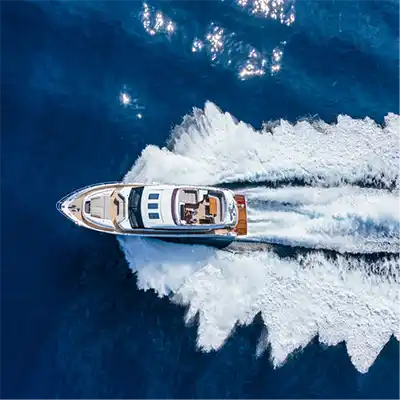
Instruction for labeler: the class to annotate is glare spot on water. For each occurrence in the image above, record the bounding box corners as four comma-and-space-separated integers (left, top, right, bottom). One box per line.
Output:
141, 2, 175, 37
195, 22, 286, 79
239, 49, 267, 79
233, 0, 296, 26
192, 38, 204, 53
139, 0, 295, 79
270, 46, 284, 73
205, 25, 225, 58
119, 88, 145, 118
120, 92, 131, 106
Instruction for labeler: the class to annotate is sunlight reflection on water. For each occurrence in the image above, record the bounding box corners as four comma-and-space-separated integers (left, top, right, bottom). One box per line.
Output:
138, 0, 296, 79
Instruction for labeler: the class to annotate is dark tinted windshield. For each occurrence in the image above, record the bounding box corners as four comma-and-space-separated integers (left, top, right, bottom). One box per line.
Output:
128, 187, 144, 228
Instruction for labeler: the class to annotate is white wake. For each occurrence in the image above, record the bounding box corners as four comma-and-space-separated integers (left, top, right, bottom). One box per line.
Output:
124, 101, 399, 189
119, 102, 400, 374
119, 237, 399, 374
242, 186, 399, 253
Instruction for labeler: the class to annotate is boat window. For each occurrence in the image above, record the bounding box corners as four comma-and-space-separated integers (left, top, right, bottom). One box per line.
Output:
128, 187, 144, 228
148, 212, 159, 219
148, 203, 158, 209
148, 193, 159, 200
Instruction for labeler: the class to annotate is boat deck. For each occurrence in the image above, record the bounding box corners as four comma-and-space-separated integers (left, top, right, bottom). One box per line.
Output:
64, 184, 136, 233
233, 194, 247, 236
178, 188, 223, 225
60, 184, 233, 236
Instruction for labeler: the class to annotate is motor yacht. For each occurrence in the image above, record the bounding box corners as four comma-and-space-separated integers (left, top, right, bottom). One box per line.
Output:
56, 182, 247, 239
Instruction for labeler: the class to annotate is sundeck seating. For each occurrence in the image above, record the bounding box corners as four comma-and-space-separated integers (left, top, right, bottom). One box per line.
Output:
90, 196, 111, 219
209, 197, 217, 215
179, 189, 198, 205
176, 188, 223, 225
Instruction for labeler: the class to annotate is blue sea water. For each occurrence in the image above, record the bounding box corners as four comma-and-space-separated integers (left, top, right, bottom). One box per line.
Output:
1, 0, 399, 398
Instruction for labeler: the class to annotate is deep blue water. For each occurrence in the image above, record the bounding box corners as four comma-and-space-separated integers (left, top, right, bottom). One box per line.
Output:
1, 0, 399, 398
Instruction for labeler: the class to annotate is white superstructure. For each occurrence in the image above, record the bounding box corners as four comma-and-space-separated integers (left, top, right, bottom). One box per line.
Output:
56, 182, 247, 238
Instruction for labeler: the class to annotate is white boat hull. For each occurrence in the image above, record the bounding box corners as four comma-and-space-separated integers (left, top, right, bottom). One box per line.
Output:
57, 182, 248, 239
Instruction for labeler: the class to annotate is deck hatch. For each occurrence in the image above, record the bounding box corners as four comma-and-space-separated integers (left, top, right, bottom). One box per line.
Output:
148, 203, 158, 210
148, 212, 160, 219
148, 193, 159, 200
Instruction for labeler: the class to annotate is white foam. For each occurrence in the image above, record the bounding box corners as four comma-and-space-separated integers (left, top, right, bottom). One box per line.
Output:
124, 101, 399, 189
242, 186, 400, 253
120, 102, 400, 374
119, 236, 399, 374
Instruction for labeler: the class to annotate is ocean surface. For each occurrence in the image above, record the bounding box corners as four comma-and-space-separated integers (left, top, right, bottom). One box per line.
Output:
1, 0, 399, 398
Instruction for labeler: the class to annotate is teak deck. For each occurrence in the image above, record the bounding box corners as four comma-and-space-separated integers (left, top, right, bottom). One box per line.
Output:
209, 197, 217, 215
233, 194, 247, 236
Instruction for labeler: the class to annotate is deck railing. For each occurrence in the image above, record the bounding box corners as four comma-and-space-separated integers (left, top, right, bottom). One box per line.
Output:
56, 181, 121, 213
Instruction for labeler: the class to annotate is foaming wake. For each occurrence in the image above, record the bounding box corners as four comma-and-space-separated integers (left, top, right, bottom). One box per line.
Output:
124, 101, 399, 189
119, 236, 399, 374
241, 186, 399, 253
120, 102, 399, 373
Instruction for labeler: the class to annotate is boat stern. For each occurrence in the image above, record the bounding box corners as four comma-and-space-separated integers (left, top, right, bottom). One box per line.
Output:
233, 194, 247, 236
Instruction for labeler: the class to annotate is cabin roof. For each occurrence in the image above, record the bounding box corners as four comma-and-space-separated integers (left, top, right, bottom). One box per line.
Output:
140, 187, 175, 228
